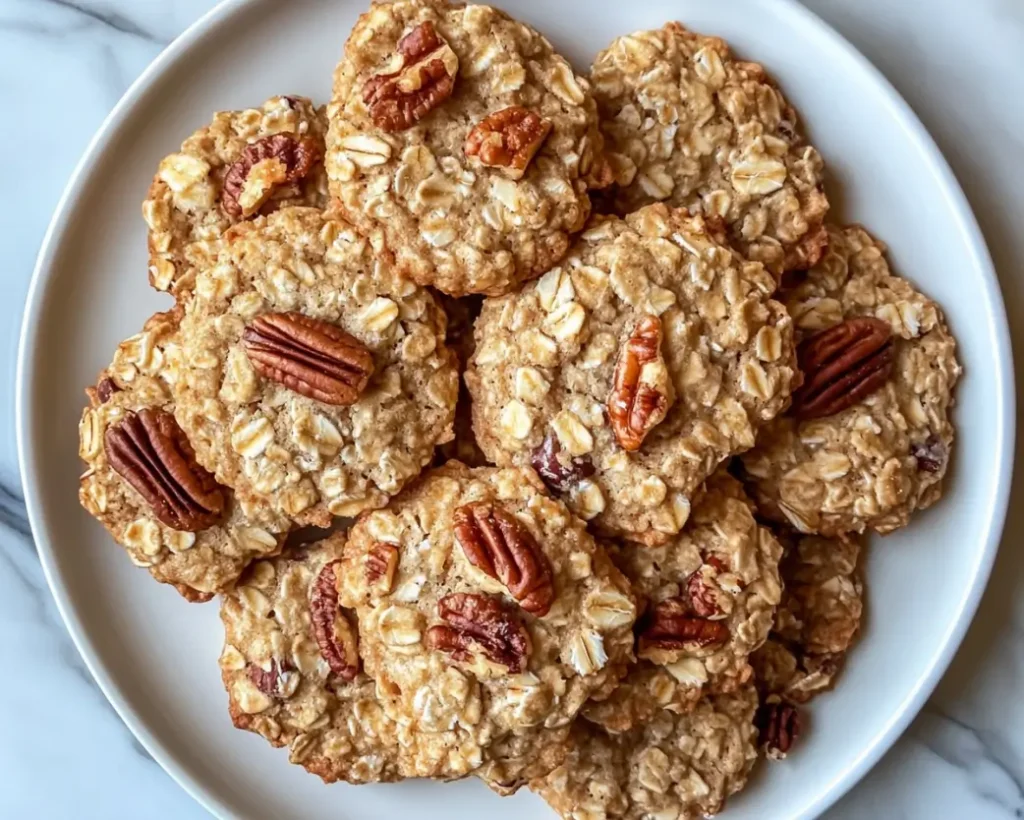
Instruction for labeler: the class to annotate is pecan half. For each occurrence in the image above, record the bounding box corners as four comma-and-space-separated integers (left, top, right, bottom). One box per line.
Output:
608, 315, 674, 452
454, 502, 555, 616
757, 699, 801, 760
247, 659, 291, 698
105, 408, 225, 531
426, 593, 530, 673
793, 317, 894, 419
222, 134, 321, 219
310, 561, 360, 681
530, 432, 595, 494
465, 107, 552, 180
912, 436, 947, 473
96, 377, 120, 403
637, 597, 730, 656
687, 565, 725, 619
243, 312, 374, 406
362, 21, 459, 132
365, 542, 399, 593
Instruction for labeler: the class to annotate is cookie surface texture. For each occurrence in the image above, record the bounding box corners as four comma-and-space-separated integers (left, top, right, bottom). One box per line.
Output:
172, 206, 459, 527
467, 205, 798, 544
327, 0, 608, 296
752, 531, 864, 705
143, 96, 328, 297
533, 686, 759, 820
77, 310, 290, 601
739, 223, 961, 535
590, 23, 829, 276
335, 462, 637, 787
219, 533, 402, 783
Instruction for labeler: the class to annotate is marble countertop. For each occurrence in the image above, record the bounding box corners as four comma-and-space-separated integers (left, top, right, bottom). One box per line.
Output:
2, 1, 1022, 817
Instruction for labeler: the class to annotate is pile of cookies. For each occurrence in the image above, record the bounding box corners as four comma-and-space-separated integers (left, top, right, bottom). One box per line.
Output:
76, 1, 962, 816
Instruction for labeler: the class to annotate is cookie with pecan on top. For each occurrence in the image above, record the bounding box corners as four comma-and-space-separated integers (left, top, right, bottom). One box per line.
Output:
142, 95, 329, 298
77, 309, 290, 601
326, 0, 610, 296
466, 204, 799, 545
334, 461, 637, 791
219, 532, 403, 783
583, 470, 782, 734
171, 206, 459, 527
739, 224, 961, 535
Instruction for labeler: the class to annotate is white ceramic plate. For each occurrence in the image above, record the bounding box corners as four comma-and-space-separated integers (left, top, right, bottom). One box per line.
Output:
17, 0, 1014, 817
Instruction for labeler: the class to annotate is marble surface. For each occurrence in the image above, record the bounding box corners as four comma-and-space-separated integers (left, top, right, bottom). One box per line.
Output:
2, 0, 1022, 817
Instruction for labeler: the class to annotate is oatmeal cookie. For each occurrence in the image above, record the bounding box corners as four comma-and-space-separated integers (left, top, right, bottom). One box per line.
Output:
335, 462, 637, 788
77, 310, 290, 601
533, 686, 759, 820
219, 532, 402, 783
142, 96, 329, 298
172, 207, 459, 528
590, 23, 828, 277
752, 532, 864, 706
466, 205, 799, 544
583, 471, 782, 733
326, 0, 609, 296
739, 224, 961, 535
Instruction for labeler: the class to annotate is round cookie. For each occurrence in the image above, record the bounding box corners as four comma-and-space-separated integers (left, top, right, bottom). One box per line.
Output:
172, 207, 459, 527
532, 686, 759, 820
752, 531, 864, 706
219, 532, 402, 783
590, 23, 829, 277
142, 95, 329, 297
326, 0, 609, 296
77, 310, 290, 601
739, 224, 961, 535
466, 204, 799, 544
583, 471, 782, 734
335, 462, 637, 788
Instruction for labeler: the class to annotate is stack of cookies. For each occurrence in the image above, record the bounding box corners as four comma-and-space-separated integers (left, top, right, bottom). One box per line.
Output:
76, 1, 962, 816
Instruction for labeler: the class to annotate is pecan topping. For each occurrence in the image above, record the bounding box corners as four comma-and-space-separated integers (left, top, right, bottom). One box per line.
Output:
793, 317, 894, 419
362, 21, 459, 132
310, 561, 360, 681
96, 377, 120, 403
757, 699, 801, 760
687, 565, 725, 619
426, 593, 530, 673
465, 107, 552, 180
637, 597, 729, 656
366, 542, 399, 593
912, 436, 947, 473
243, 312, 374, 406
608, 315, 674, 452
247, 659, 290, 698
454, 502, 555, 615
222, 133, 321, 219
530, 432, 595, 494
105, 408, 225, 531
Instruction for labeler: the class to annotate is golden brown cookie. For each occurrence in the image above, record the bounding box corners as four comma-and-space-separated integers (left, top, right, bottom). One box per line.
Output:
219, 533, 402, 783
740, 224, 961, 535
142, 96, 328, 298
335, 462, 637, 789
467, 205, 798, 544
590, 23, 829, 277
77, 310, 290, 600
326, 0, 609, 296
171, 207, 459, 527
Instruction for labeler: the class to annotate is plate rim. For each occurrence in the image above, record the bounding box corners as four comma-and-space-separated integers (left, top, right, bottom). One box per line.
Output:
16, 0, 1015, 818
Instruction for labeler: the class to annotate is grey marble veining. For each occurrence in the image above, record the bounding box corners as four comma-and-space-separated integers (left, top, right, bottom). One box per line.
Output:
1, 0, 1022, 817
